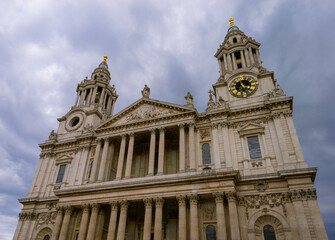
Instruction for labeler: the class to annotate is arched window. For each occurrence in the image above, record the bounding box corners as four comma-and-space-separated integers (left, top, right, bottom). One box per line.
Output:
206, 225, 216, 240
263, 225, 276, 240
233, 37, 237, 43
88, 160, 93, 179
202, 143, 211, 164
43, 235, 50, 240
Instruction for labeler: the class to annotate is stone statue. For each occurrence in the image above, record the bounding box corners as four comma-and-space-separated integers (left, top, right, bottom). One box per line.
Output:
184, 92, 194, 107
141, 85, 150, 98
48, 130, 57, 141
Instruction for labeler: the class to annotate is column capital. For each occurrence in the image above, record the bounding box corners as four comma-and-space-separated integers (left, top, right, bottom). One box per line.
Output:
188, 194, 199, 205
213, 192, 224, 203
154, 197, 165, 207
56, 205, 64, 213
187, 122, 195, 127
120, 200, 129, 210
211, 123, 219, 129
63, 206, 73, 215
120, 134, 127, 139
158, 127, 165, 132
95, 138, 104, 144
90, 203, 100, 211
109, 201, 119, 210
178, 123, 185, 128
81, 204, 90, 213
149, 128, 156, 133
226, 191, 237, 202
143, 198, 153, 208
128, 132, 135, 137
176, 195, 187, 206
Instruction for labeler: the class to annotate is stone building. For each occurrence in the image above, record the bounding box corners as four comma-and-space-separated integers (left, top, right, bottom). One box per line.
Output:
14, 19, 328, 240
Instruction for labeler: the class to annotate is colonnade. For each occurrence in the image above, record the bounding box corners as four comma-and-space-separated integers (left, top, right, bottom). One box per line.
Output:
218, 47, 262, 75
90, 123, 197, 183
50, 191, 241, 240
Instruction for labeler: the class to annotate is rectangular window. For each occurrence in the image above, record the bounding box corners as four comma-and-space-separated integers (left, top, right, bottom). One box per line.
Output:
247, 136, 262, 159
56, 165, 66, 183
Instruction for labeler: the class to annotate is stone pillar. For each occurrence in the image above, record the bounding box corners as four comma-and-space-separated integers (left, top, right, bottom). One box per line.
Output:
213, 192, 227, 240
188, 123, 196, 171
116, 135, 127, 179
154, 197, 164, 240
272, 113, 290, 167
143, 198, 153, 240
223, 54, 228, 71
148, 129, 156, 176
116, 200, 129, 240
78, 204, 90, 240
232, 53, 237, 70
91, 87, 98, 104
87, 203, 99, 240
256, 49, 262, 66
158, 128, 165, 175
79, 90, 86, 105
218, 58, 223, 75
248, 47, 254, 65
107, 201, 119, 240
244, 49, 250, 67
236, 197, 248, 240
189, 194, 199, 240
90, 139, 102, 182
291, 190, 312, 239
179, 124, 186, 172
98, 138, 110, 182
75, 91, 80, 106
227, 53, 233, 71
51, 207, 63, 240
125, 133, 135, 178
211, 124, 221, 169
99, 89, 105, 105
221, 122, 232, 169
59, 206, 72, 240
226, 192, 241, 240
240, 50, 246, 68
177, 195, 187, 240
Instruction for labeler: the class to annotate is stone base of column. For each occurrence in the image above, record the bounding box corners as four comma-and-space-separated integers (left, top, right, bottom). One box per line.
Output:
178, 170, 186, 173
157, 172, 163, 175
146, 173, 154, 177
188, 168, 196, 172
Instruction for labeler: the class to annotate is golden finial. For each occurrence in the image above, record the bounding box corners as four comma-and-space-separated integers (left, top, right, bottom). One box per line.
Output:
229, 18, 234, 26
103, 55, 108, 63
208, 90, 214, 101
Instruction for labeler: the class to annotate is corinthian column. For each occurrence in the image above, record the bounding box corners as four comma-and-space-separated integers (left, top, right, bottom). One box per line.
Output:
148, 129, 156, 176
177, 195, 187, 240
59, 206, 72, 240
188, 123, 196, 171
116, 135, 127, 179
143, 198, 153, 240
116, 200, 129, 240
189, 194, 199, 240
179, 124, 186, 172
154, 197, 164, 240
125, 133, 135, 178
98, 138, 110, 182
51, 207, 63, 240
87, 203, 99, 239
158, 128, 165, 175
107, 201, 118, 240
78, 204, 90, 240
213, 192, 227, 240
226, 192, 241, 240
90, 139, 102, 182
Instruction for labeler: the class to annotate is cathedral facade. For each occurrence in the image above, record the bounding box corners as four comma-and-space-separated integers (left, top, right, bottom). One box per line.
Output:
14, 19, 328, 240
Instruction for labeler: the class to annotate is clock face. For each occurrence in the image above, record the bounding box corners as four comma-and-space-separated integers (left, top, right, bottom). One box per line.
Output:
229, 75, 258, 98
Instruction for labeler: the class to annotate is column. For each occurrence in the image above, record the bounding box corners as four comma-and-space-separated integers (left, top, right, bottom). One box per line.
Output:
179, 124, 186, 172
51, 207, 63, 240
256, 49, 262, 66
86, 88, 92, 106
107, 201, 119, 240
148, 129, 156, 176
236, 198, 248, 240
213, 192, 227, 240
79, 90, 87, 105
282, 193, 299, 239
248, 47, 255, 65
188, 123, 196, 171
106, 95, 112, 113
218, 58, 223, 75
244, 49, 250, 67
116, 200, 129, 240
226, 192, 241, 240
154, 197, 164, 240
90, 139, 102, 182
232, 53, 237, 70
305, 189, 328, 240
189, 194, 199, 240
291, 190, 312, 239
177, 195, 187, 240
98, 138, 110, 182
116, 135, 127, 179
211, 124, 221, 169
75, 92, 80, 106
268, 117, 283, 168
99, 89, 105, 105
221, 122, 232, 169
125, 133, 135, 178
223, 54, 228, 72
78, 204, 90, 240
90, 87, 98, 104
143, 198, 153, 240
59, 206, 72, 240
158, 128, 165, 175
240, 50, 246, 68
87, 203, 99, 239
228, 53, 233, 71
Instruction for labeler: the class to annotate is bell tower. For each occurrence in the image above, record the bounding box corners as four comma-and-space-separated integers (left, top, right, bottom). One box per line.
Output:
211, 18, 278, 108
56, 55, 118, 135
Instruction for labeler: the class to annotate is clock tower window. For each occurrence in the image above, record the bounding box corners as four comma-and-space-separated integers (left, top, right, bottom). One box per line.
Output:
233, 37, 237, 43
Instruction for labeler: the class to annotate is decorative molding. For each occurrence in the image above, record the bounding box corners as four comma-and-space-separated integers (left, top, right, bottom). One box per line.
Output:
143, 198, 153, 208
188, 194, 199, 205
199, 128, 210, 140
176, 195, 187, 206
226, 191, 237, 202
212, 192, 224, 203
154, 197, 165, 207
35, 212, 57, 228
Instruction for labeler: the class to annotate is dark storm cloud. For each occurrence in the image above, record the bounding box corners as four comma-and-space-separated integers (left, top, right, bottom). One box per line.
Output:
0, 0, 334, 238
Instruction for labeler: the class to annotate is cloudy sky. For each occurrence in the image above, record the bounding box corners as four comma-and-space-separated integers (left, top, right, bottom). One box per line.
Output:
1, 0, 335, 239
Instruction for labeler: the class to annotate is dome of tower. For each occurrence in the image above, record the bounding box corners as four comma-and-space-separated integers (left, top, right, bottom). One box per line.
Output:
227, 18, 239, 33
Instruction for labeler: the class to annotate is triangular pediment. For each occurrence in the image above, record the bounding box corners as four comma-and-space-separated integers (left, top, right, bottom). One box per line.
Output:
238, 122, 265, 136
99, 98, 196, 129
